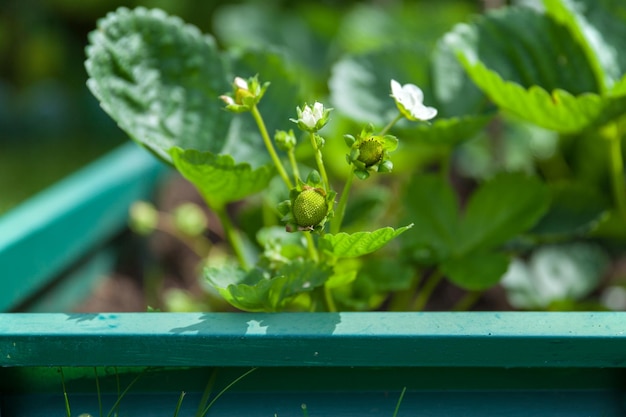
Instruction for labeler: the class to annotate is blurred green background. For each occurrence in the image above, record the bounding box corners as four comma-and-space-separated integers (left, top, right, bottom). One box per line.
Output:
0, 0, 480, 214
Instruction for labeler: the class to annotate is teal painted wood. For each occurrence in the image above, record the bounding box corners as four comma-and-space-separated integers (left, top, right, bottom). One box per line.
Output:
0, 143, 166, 312
2, 312, 626, 368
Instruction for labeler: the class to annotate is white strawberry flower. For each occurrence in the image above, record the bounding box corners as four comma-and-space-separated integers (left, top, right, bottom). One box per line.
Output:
390, 79, 437, 122
291, 101, 332, 132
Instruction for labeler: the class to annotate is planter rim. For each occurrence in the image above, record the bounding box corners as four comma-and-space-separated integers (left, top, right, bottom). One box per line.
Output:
0, 143, 165, 311
2, 311, 625, 368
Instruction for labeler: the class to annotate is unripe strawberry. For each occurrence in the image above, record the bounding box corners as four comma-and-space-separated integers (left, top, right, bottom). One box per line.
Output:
357, 138, 383, 167
293, 188, 328, 228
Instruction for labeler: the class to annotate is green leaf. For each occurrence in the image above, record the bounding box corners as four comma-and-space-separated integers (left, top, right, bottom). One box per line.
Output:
501, 243, 610, 309
446, 6, 599, 93
170, 147, 274, 208
544, 0, 626, 93
213, 3, 327, 78
531, 182, 610, 238
443, 5, 626, 132
401, 175, 459, 264
205, 260, 332, 312
431, 31, 490, 118
441, 252, 510, 291
321, 225, 413, 259
329, 44, 431, 125
396, 114, 494, 147
457, 62, 626, 133
85, 7, 232, 163
458, 173, 550, 254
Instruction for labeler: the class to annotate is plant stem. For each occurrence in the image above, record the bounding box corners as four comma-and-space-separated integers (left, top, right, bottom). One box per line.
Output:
388, 272, 422, 311
173, 392, 186, 417
330, 165, 356, 234
200, 368, 257, 417
411, 269, 443, 311
94, 367, 103, 417
156, 216, 211, 258
452, 290, 482, 311
214, 205, 250, 269
304, 232, 319, 262
309, 132, 330, 191
251, 105, 293, 189
324, 284, 337, 312
288, 148, 301, 185
60, 368, 71, 417
195, 369, 218, 417
379, 112, 403, 136
606, 124, 626, 222
106, 368, 148, 417
392, 387, 407, 417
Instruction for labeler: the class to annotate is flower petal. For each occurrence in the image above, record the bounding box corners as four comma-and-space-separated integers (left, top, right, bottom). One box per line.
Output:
411, 105, 438, 121
390, 79, 403, 99
402, 83, 424, 104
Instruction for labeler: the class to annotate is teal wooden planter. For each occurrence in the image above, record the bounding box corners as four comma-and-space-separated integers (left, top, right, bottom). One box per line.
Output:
1, 143, 625, 416
1, 312, 626, 416
0, 142, 165, 312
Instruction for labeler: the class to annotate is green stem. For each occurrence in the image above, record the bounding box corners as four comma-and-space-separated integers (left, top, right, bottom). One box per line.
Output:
452, 290, 482, 312
94, 367, 103, 417
304, 232, 319, 262
60, 368, 71, 417
214, 205, 250, 269
251, 105, 293, 189
288, 148, 301, 185
324, 284, 337, 313
379, 112, 403, 136
309, 132, 330, 191
387, 272, 421, 311
330, 165, 356, 234
411, 269, 443, 311
199, 368, 257, 417
173, 391, 187, 417
607, 125, 626, 222
392, 387, 407, 417
157, 217, 211, 258
106, 368, 147, 417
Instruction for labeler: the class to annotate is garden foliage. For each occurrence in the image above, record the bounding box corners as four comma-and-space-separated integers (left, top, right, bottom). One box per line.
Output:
86, 0, 626, 311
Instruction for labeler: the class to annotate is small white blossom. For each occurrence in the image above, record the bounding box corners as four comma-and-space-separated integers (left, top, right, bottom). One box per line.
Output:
390, 79, 437, 122
234, 76, 249, 91
219, 95, 235, 105
291, 101, 331, 132
301, 102, 325, 129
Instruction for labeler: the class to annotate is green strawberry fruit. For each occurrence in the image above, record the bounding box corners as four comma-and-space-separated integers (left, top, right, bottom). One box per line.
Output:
357, 138, 383, 167
293, 188, 328, 228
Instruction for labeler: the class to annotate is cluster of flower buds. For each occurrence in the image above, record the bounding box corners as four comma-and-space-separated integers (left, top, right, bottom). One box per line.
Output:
220, 75, 437, 233
219, 75, 269, 113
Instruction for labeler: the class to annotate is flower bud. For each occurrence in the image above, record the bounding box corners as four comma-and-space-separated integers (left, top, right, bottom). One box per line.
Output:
275, 129, 297, 151
220, 75, 269, 113
291, 102, 332, 133
173, 203, 208, 237
129, 201, 159, 235
357, 137, 384, 167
